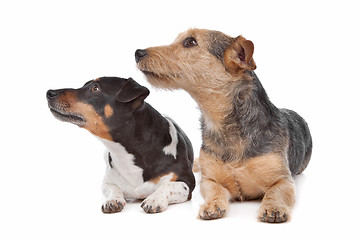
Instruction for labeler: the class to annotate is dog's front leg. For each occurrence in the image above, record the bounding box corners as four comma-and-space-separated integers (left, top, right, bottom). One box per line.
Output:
198, 178, 231, 220
198, 150, 231, 220
101, 163, 127, 214
140, 181, 190, 213
258, 177, 295, 223
100, 151, 127, 214
101, 183, 126, 213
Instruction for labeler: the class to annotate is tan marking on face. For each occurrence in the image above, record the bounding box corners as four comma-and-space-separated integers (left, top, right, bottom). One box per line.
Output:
58, 91, 112, 141
104, 104, 114, 118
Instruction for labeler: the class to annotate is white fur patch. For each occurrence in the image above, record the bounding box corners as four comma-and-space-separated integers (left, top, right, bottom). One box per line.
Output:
163, 118, 178, 158
97, 137, 190, 213
98, 137, 146, 199
202, 113, 216, 131
98, 137, 184, 202
141, 181, 190, 213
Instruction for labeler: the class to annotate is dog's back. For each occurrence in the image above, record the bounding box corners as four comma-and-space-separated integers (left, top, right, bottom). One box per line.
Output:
165, 116, 195, 189
280, 109, 312, 175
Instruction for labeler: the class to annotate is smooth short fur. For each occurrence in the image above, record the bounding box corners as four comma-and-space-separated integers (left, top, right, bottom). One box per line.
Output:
47, 77, 195, 214
136, 29, 312, 222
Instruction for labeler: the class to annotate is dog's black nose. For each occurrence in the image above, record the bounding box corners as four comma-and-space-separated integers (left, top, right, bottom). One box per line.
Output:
135, 49, 147, 62
47, 90, 58, 98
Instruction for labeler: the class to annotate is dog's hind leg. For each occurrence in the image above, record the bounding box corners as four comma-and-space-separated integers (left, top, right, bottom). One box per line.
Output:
140, 181, 190, 213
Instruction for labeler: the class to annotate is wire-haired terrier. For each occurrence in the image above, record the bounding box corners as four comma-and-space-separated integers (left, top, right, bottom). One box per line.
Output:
136, 28, 312, 223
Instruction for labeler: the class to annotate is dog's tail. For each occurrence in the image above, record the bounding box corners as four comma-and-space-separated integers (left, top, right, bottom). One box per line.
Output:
192, 157, 201, 173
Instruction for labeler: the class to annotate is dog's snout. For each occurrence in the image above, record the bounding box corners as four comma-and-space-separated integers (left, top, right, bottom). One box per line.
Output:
135, 49, 147, 62
47, 90, 58, 98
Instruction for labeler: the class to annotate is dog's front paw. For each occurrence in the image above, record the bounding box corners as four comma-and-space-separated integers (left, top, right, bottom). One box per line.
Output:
258, 204, 289, 223
101, 199, 125, 214
141, 196, 168, 213
199, 201, 227, 220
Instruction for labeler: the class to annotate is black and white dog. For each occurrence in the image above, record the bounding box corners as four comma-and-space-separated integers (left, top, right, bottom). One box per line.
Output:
46, 77, 195, 213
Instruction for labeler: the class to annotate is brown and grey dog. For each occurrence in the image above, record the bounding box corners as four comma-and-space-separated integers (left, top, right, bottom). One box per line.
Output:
135, 29, 312, 223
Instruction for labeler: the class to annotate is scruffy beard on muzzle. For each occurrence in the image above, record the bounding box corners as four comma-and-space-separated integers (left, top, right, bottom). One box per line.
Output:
139, 67, 183, 90
136, 53, 194, 90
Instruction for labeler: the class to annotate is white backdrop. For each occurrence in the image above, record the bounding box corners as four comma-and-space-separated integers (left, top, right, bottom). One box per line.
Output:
1, 0, 359, 239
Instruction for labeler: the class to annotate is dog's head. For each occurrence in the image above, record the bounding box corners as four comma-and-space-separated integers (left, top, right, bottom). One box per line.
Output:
46, 77, 149, 140
135, 28, 256, 90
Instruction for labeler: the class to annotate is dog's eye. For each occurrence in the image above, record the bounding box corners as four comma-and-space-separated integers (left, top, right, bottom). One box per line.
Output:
183, 37, 198, 48
91, 85, 100, 92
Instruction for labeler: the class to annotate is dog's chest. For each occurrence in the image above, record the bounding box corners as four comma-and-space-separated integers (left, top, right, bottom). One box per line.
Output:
109, 145, 144, 188
98, 138, 151, 198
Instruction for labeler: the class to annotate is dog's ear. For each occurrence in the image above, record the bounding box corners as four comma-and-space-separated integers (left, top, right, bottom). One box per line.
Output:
224, 35, 256, 73
116, 78, 150, 106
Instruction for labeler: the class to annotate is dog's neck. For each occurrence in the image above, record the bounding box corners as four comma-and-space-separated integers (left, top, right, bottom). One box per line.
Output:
96, 104, 170, 156
188, 71, 280, 160
187, 86, 232, 131
186, 71, 261, 131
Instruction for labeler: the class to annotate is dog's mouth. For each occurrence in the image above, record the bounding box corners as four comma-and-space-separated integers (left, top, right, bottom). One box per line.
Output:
141, 70, 160, 77
140, 69, 168, 78
49, 107, 85, 126
141, 69, 182, 80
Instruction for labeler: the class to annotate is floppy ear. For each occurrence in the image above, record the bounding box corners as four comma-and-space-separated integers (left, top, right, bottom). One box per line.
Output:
224, 35, 256, 73
116, 78, 150, 104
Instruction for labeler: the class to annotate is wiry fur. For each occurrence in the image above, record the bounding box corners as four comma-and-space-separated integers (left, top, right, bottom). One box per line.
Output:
136, 29, 312, 223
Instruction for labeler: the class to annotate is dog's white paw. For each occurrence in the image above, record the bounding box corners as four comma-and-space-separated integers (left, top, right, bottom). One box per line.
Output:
141, 195, 169, 213
101, 198, 126, 214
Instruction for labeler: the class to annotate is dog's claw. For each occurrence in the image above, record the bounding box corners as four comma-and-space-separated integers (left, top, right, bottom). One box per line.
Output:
141, 195, 169, 214
101, 199, 125, 214
260, 210, 288, 223
199, 205, 226, 220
